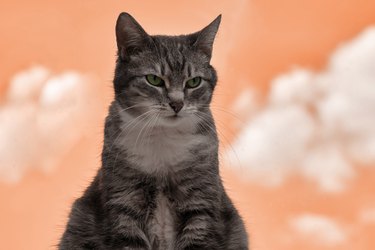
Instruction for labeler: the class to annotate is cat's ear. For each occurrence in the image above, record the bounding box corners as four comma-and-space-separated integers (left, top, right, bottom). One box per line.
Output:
190, 15, 221, 59
116, 12, 151, 60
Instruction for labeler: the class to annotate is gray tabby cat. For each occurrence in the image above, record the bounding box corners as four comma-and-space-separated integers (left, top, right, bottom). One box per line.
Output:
59, 12, 248, 250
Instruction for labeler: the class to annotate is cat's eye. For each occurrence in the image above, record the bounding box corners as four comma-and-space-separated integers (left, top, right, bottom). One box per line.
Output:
146, 74, 164, 87
186, 77, 202, 88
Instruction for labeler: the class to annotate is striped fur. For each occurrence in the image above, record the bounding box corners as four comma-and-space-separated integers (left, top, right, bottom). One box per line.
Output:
59, 12, 248, 250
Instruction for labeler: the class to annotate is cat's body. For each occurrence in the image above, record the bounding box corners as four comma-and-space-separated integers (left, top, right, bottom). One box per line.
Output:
59, 13, 248, 250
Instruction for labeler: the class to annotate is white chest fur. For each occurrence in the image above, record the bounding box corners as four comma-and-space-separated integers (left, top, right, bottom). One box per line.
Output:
117, 111, 205, 173
148, 193, 176, 249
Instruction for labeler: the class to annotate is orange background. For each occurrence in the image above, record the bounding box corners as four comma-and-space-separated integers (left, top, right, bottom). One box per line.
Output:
1, 1, 375, 249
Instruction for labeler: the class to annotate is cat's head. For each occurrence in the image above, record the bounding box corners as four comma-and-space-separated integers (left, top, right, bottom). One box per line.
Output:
113, 12, 221, 128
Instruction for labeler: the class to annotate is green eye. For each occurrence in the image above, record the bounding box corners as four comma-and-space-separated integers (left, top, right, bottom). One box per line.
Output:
186, 77, 202, 88
146, 74, 164, 86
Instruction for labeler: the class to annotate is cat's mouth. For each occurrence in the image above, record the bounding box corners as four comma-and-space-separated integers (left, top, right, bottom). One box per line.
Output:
163, 113, 187, 123
166, 114, 181, 119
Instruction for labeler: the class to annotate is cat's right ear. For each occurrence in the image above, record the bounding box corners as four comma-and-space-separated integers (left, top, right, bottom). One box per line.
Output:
116, 12, 151, 60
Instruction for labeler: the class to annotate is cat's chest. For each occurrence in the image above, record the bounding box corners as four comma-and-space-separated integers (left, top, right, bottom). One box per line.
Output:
118, 126, 204, 172
148, 193, 176, 250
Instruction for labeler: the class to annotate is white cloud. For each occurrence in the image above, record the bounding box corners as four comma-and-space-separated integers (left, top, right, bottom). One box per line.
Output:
0, 66, 99, 183
290, 213, 346, 246
227, 104, 316, 186
301, 143, 353, 192
7, 66, 49, 102
229, 86, 258, 129
269, 69, 317, 106
231, 87, 258, 115
226, 27, 375, 192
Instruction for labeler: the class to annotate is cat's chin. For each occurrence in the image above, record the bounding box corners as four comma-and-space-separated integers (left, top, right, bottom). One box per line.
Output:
165, 114, 181, 120
163, 114, 183, 122
158, 114, 190, 127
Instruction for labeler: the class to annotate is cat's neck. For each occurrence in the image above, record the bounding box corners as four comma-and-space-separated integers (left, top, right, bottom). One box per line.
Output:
104, 102, 217, 175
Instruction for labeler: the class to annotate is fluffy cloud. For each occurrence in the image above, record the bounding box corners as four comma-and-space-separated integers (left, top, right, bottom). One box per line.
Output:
0, 66, 99, 183
226, 27, 375, 192
289, 213, 346, 246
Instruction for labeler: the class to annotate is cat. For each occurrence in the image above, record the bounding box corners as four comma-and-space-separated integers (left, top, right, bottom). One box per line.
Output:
59, 12, 248, 250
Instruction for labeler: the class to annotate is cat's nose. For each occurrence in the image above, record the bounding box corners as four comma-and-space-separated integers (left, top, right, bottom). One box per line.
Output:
169, 101, 184, 113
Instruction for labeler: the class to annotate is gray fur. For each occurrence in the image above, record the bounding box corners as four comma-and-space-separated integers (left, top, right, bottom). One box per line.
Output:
59, 12, 248, 250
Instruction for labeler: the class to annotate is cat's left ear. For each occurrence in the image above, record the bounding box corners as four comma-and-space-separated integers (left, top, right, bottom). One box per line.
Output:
190, 15, 221, 59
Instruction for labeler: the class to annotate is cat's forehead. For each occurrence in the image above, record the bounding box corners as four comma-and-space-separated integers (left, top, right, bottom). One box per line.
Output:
143, 35, 208, 76
153, 35, 192, 52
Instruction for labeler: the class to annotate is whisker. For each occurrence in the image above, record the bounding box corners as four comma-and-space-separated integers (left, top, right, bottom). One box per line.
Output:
144, 111, 161, 151
134, 111, 158, 149
108, 109, 155, 154
110, 110, 156, 173
196, 104, 246, 124
194, 112, 243, 171
106, 104, 163, 123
